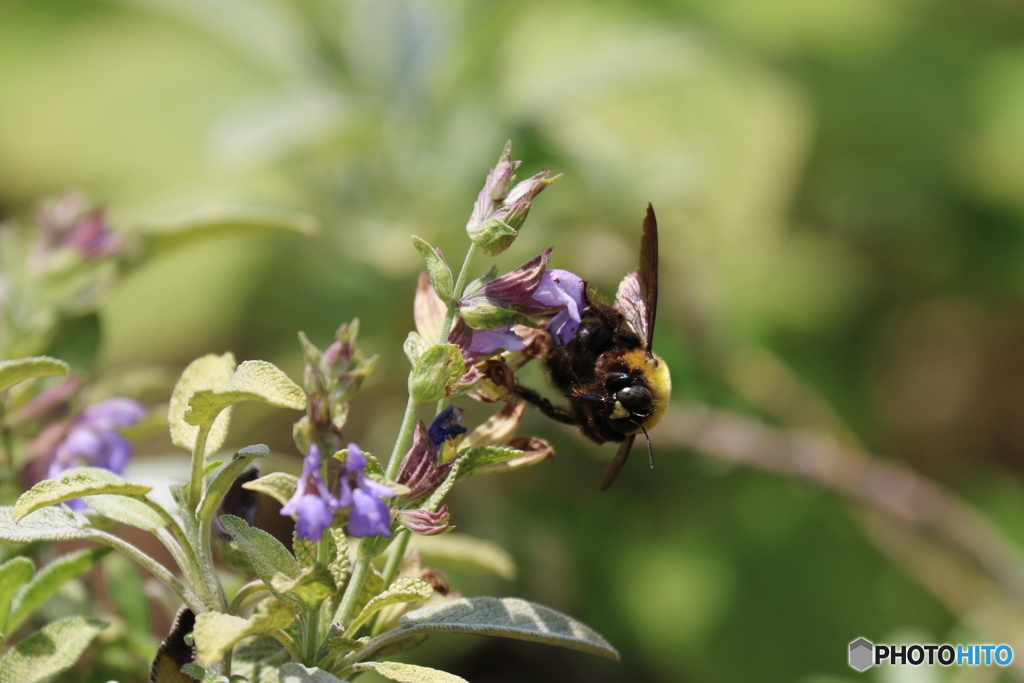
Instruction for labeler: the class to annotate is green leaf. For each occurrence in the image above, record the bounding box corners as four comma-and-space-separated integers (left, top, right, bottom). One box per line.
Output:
0, 506, 90, 544
0, 558, 33, 635
455, 446, 524, 480
405, 534, 516, 580
103, 554, 150, 637
0, 616, 106, 683
169, 353, 236, 453
279, 663, 345, 683
243, 471, 297, 507
186, 360, 305, 428
219, 514, 302, 607
7, 547, 112, 635
327, 528, 349, 587
412, 237, 454, 303
193, 598, 294, 666
197, 444, 270, 522
350, 578, 433, 632
233, 636, 287, 683
84, 494, 166, 531
270, 565, 335, 609
138, 205, 319, 257
0, 357, 68, 392
403, 331, 428, 365
397, 597, 618, 661
13, 467, 151, 521
353, 661, 468, 683
292, 530, 318, 568
408, 345, 465, 404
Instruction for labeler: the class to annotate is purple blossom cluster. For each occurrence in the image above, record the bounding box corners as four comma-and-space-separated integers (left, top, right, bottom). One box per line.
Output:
281, 443, 395, 540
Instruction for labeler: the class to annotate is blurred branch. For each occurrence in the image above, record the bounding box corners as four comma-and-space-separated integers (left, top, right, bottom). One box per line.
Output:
662, 405, 1024, 673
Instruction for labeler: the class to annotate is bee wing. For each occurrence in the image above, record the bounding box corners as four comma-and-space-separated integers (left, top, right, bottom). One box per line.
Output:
599, 434, 635, 490
615, 204, 658, 351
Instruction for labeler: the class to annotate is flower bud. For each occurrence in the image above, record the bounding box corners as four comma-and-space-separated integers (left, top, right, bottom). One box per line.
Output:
397, 506, 452, 535
408, 344, 465, 403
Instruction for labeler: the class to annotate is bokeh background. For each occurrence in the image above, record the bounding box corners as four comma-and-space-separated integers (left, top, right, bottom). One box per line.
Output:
5, 0, 1024, 681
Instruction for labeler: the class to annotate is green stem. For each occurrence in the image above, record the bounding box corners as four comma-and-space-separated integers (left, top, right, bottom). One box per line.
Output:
228, 580, 268, 615
269, 628, 304, 663
186, 422, 212, 510
332, 547, 372, 627
86, 528, 202, 613
438, 243, 478, 343
379, 529, 409, 588
384, 394, 420, 481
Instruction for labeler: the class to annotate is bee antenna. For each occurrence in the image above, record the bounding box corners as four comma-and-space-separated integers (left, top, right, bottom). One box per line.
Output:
633, 421, 654, 469
638, 421, 655, 471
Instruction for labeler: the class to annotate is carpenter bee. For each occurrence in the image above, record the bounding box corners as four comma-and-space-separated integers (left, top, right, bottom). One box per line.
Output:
516, 204, 671, 489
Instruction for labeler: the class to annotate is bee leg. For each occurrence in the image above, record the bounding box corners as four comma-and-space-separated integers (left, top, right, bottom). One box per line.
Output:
514, 385, 578, 426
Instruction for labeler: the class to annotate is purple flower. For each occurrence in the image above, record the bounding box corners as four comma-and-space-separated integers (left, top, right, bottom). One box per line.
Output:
338, 443, 395, 537
280, 445, 338, 540
398, 407, 465, 501
457, 250, 586, 346
448, 320, 526, 364
427, 406, 467, 447
532, 268, 585, 345
47, 397, 146, 511
35, 193, 124, 262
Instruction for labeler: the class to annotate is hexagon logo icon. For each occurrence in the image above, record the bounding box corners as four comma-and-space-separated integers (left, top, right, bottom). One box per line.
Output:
849, 637, 874, 671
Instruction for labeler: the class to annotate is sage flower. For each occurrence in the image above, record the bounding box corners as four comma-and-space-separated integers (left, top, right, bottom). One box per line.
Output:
458, 249, 586, 345
280, 445, 337, 541
338, 443, 395, 537
48, 397, 146, 511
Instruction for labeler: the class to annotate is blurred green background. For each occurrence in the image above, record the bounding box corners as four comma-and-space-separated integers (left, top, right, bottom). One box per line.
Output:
6, 0, 1024, 680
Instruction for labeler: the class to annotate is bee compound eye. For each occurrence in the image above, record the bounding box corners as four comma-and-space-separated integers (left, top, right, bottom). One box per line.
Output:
616, 385, 652, 413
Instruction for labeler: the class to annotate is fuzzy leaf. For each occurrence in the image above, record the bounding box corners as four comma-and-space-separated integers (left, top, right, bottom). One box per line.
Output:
351, 578, 433, 630
169, 353, 236, 453
293, 531, 318, 568
405, 534, 516, 580
0, 616, 106, 682
186, 360, 305, 427
0, 558, 33, 635
328, 528, 350, 586
411, 237, 454, 303
139, 205, 318, 257
13, 468, 151, 521
0, 357, 68, 392
194, 598, 294, 666
403, 332, 428, 365
0, 506, 90, 543
354, 661, 468, 683
84, 494, 166, 531
455, 446, 525, 480
408, 345, 465, 404
7, 547, 112, 635
219, 514, 302, 607
270, 566, 335, 608
198, 444, 270, 521
233, 636, 286, 683
398, 597, 618, 661
279, 663, 345, 683
243, 471, 297, 507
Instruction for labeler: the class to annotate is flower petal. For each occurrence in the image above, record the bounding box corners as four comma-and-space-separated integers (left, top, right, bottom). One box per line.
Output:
80, 398, 146, 430
293, 494, 336, 540
347, 488, 392, 537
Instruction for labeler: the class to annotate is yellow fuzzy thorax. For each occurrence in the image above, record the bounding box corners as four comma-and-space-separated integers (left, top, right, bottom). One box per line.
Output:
621, 348, 671, 430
